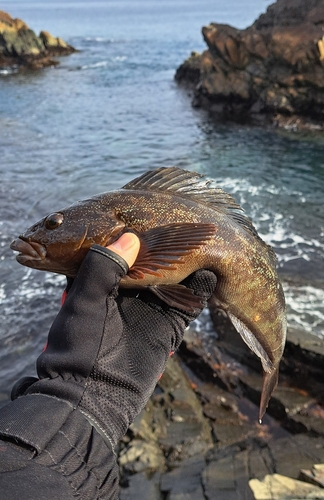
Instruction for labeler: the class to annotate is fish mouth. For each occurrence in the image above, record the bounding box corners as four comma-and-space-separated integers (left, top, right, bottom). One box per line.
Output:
10, 238, 47, 265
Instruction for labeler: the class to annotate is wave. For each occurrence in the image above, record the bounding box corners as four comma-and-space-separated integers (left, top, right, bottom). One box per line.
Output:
78, 56, 127, 70
84, 36, 116, 43
207, 175, 323, 265
80, 61, 109, 70
283, 283, 324, 338
0, 67, 19, 76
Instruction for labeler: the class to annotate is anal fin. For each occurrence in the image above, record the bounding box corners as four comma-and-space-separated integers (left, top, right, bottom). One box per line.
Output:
148, 284, 205, 312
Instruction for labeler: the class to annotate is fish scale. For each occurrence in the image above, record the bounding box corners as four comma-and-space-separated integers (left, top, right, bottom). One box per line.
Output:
10, 166, 287, 421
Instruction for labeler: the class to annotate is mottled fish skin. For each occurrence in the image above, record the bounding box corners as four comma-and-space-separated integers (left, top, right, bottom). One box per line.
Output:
10, 167, 287, 420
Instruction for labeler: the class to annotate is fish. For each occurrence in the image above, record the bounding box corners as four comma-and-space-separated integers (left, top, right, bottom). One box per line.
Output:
10, 166, 286, 420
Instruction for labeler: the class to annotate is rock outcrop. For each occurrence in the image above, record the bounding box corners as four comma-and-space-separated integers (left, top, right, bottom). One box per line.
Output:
175, 0, 324, 131
118, 320, 324, 499
0, 10, 76, 71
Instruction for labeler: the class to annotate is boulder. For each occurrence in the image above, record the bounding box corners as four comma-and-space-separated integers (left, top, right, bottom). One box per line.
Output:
0, 10, 76, 71
249, 473, 324, 499
175, 0, 324, 130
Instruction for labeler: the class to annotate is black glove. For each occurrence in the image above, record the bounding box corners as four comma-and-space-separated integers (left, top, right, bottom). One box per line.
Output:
0, 243, 216, 499
26, 244, 217, 448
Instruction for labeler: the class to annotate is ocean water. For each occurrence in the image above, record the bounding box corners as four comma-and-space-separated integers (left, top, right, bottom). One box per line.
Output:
0, 0, 324, 401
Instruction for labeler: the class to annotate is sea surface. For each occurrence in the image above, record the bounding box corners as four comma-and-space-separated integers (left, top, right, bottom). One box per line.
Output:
0, 0, 324, 401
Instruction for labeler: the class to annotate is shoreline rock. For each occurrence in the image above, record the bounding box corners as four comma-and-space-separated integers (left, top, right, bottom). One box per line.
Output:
0, 10, 76, 72
175, 0, 324, 131
118, 310, 324, 499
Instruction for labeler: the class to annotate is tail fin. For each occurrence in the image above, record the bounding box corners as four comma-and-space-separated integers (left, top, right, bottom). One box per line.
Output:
259, 366, 279, 423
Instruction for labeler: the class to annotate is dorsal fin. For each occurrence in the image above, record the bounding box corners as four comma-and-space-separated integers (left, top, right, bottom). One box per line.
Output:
122, 167, 237, 208
122, 167, 272, 254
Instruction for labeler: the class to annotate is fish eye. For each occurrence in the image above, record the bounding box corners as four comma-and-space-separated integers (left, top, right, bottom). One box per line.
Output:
45, 213, 64, 230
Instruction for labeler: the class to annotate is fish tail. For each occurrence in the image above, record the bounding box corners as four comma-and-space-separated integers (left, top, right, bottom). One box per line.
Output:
259, 366, 279, 423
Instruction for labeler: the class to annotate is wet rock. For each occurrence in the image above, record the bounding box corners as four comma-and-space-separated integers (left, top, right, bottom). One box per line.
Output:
0, 10, 76, 71
175, 0, 324, 130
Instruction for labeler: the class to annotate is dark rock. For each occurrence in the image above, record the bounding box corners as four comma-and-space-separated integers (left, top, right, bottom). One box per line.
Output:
120, 472, 162, 500
0, 10, 76, 71
266, 433, 324, 478
202, 452, 255, 500
118, 337, 324, 498
118, 356, 213, 496
160, 455, 206, 499
175, 0, 324, 131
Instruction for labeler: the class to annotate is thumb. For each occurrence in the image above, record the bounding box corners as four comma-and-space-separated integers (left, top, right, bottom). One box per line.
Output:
107, 232, 140, 269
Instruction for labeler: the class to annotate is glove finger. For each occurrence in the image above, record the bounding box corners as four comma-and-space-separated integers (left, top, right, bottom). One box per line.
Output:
180, 269, 217, 302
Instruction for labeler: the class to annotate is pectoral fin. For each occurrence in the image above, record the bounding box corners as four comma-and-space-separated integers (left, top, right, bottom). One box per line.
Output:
128, 222, 216, 279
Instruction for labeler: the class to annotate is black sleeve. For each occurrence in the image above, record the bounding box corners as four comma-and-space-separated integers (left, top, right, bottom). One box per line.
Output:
0, 387, 119, 500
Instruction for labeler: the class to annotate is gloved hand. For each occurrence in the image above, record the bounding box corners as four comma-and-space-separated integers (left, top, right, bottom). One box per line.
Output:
0, 233, 217, 499
24, 233, 217, 449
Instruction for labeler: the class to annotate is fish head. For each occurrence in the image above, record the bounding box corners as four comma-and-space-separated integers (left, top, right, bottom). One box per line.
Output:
10, 200, 125, 277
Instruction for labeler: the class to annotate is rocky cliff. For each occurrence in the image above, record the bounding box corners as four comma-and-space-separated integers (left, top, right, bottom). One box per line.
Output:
0, 10, 76, 71
175, 0, 324, 131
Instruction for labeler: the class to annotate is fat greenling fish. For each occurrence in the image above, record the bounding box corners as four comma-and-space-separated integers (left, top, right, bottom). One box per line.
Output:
10, 166, 286, 420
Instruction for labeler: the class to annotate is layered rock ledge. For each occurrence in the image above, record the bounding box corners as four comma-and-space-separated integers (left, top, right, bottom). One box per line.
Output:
118, 310, 324, 499
175, 0, 324, 131
0, 10, 76, 71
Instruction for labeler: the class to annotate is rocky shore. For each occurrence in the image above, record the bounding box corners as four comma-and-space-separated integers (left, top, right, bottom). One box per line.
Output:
118, 307, 324, 499
175, 0, 324, 131
0, 10, 75, 72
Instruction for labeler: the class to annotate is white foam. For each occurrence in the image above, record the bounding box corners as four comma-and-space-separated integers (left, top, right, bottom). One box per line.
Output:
207, 175, 323, 265
85, 37, 115, 43
81, 61, 108, 70
1, 269, 65, 304
283, 283, 324, 338
0, 67, 18, 75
